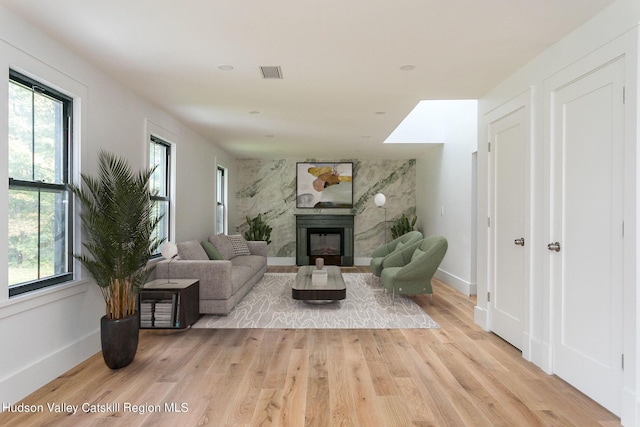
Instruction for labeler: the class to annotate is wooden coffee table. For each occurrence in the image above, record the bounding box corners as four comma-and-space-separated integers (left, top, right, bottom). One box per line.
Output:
292, 265, 346, 303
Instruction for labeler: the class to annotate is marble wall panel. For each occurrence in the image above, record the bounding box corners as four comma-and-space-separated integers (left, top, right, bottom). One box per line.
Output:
236, 159, 416, 260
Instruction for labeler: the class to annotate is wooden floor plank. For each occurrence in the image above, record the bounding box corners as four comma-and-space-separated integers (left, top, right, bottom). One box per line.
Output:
262, 329, 296, 390
394, 377, 436, 424
0, 267, 621, 426
327, 343, 360, 426
225, 330, 267, 425
304, 377, 330, 427
342, 330, 384, 427
279, 348, 309, 426
308, 329, 328, 378
250, 388, 283, 426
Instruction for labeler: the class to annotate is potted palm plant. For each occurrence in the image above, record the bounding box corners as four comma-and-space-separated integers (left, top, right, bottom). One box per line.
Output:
390, 213, 417, 240
69, 151, 163, 369
244, 213, 272, 244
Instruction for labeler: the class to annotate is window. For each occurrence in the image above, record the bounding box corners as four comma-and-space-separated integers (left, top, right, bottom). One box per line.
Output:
216, 166, 227, 235
8, 70, 73, 296
149, 136, 171, 255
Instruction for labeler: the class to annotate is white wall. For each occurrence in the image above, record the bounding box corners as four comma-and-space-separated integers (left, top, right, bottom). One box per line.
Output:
476, 0, 639, 424
416, 100, 478, 295
0, 6, 234, 405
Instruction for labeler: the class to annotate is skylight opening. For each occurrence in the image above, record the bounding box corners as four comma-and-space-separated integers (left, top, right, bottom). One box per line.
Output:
384, 99, 478, 144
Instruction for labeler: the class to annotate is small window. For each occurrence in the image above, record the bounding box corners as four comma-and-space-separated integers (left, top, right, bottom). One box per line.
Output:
8, 70, 74, 296
149, 136, 171, 255
216, 166, 227, 235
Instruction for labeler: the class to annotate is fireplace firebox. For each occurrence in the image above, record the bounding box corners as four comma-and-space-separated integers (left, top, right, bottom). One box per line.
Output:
307, 228, 343, 266
296, 214, 354, 266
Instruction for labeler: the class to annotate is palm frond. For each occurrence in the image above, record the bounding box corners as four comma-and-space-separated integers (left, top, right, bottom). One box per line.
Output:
69, 150, 163, 319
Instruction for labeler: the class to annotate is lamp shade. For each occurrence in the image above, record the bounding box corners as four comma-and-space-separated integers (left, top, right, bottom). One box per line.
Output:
160, 241, 178, 259
374, 193, 386, 207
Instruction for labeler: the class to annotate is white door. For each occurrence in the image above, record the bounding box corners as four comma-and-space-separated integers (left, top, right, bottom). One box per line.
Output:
549, 58, 624, 414
489, 105, 528, 349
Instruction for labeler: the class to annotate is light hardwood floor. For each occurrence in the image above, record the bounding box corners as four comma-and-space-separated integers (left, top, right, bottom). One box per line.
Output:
1, 267, 621, 426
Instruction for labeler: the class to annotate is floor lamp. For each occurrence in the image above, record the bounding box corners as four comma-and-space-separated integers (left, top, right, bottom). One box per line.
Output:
160, 242, 178, 284
374, 193, 387, 244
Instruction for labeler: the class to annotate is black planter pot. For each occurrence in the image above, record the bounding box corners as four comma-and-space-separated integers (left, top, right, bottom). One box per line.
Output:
100, 313, 139, 369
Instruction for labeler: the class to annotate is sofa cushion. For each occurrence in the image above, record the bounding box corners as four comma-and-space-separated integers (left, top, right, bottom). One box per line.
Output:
201, 241, 224, 260
209, 234, 236, 260
231, 254, 266, 273
230, 265, 254, 294
177, 240, 209, 260
229, 235, 251, 256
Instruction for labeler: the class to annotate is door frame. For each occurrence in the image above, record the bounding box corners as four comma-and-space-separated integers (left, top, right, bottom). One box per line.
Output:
485, 89, 533, 358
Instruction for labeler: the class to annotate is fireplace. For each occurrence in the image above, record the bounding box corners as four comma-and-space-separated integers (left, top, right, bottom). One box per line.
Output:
296, 214, 354, 266
308, 228, 343, 266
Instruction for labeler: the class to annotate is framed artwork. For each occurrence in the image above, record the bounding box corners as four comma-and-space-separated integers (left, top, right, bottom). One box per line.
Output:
296, 162, 353, 208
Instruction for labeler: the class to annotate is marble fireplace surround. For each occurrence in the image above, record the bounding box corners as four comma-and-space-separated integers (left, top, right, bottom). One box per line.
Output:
296, 214, 354, 266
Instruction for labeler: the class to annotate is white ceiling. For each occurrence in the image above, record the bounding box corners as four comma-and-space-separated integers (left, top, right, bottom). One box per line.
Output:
1, 0, 615, 159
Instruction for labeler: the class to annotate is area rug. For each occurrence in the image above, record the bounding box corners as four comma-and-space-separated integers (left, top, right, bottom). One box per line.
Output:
192, 273, 439, 329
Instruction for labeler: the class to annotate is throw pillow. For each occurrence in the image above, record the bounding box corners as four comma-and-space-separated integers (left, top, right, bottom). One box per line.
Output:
411, 248, 426, 263
177, 240, 209, 260
201, 241, 223, 260
228, 234, 251, 256
208, 234, 236, 260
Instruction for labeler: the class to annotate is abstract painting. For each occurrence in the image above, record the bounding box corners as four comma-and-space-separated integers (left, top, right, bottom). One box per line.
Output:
296, 162, 353, 208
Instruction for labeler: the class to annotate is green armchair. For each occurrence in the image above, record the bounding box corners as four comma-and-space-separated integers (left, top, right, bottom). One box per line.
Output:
370, 230, 423, 281
380, 235, 448, 303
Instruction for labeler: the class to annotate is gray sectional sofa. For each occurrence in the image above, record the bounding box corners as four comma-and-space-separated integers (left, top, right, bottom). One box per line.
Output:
155, 235, 267, 315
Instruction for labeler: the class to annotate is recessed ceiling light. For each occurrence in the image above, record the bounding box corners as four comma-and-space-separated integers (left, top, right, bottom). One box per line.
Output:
400, 64, 415, 71
218, 64, 234, 71
361, 135, 371, 139
249, 110, 260, 114
374, 111, 386, 115
265, 134, 275, 138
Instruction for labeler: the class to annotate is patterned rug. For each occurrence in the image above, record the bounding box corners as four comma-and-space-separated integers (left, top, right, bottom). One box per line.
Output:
192, 272, 439, 329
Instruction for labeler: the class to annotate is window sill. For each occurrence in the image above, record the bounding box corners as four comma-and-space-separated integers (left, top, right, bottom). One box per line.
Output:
0, 279, 91, 319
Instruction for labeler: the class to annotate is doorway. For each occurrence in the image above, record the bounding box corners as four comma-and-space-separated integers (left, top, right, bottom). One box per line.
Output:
487, 94, 530, 351
547, 57, 625, 415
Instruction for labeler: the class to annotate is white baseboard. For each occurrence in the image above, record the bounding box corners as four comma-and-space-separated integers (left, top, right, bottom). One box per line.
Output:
354, 257, 371, 266
474, 314, 553, 375
0, 330, 100, 406
267, 257, 296, 266
474, 306, 488, 330
526, 336, 553, 374
434, 269, 476, 296
621, 387, 638, 426
522, 332, 532, 361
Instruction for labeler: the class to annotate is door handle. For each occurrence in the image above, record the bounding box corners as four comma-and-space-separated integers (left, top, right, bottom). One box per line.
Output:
514, 238, 525, 246
547, 242, 561, 252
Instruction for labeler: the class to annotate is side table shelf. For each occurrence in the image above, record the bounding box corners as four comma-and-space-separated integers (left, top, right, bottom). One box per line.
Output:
139, 279, 200, 329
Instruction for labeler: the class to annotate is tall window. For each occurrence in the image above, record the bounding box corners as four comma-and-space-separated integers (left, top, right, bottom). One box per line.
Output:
8, 70, 73, 296
149, 136, 171, 254
216, 166, 227, 235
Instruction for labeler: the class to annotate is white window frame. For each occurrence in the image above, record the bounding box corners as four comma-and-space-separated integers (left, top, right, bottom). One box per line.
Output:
216, 164, 228, 235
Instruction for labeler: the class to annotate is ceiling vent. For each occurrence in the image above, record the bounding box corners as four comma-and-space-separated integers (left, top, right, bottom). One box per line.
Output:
260, 66, 283, 79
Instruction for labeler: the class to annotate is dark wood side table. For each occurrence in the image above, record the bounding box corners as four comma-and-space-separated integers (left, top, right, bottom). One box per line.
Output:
139, 279, 200, 329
